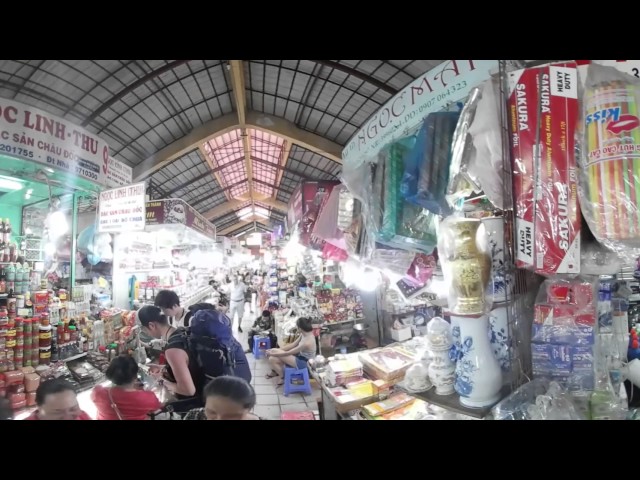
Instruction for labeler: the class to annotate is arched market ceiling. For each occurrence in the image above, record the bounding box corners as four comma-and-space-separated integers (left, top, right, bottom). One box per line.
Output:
0, 60, 444, 235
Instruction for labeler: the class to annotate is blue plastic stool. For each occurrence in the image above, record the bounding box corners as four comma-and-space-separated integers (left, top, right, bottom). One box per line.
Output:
253, 336, 271, 359
283, 367, 312, 396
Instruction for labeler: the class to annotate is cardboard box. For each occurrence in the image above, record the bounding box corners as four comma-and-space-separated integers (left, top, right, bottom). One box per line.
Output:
390, 326, 412, 342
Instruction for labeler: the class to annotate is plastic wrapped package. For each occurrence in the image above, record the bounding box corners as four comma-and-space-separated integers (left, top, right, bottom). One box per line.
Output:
437, 216, 492, 315
465, 77, 506, 210
337, 187, 356, 231
491, 378, 585, 420
447, 86, 483, 209
531, 277, 597, 391
402, 112, 460, 216
577, 63, 640, 262
508, 62, 581, 276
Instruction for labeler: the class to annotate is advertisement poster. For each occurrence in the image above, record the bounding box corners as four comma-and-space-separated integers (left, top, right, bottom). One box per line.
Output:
0, 97, 111, 185
98, 182, 146, 233
143, 199, 216, 240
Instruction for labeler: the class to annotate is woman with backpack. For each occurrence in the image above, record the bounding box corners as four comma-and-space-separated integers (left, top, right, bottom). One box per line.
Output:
137, 305, 251, 412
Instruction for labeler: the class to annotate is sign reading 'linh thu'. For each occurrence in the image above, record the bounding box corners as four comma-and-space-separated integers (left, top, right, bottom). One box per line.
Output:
0, 98, 111, 185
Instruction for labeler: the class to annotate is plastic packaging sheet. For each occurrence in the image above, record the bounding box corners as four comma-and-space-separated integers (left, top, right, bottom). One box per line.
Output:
577, 63, 640, 262
342, 131, 437, 262
531, 277, 597, 392
491, 378, 585, 420
401, 112, 460, 216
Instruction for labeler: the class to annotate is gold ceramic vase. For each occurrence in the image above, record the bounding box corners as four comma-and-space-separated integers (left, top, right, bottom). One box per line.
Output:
444, 219, 491, 315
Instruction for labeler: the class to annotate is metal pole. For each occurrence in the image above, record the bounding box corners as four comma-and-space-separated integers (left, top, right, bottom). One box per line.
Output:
70, 192, 79, 289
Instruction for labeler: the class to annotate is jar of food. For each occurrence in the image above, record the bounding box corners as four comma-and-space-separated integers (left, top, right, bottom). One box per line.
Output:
14, 347, 23, 367
0, 279, 6, 294
39, 325, 52, 348
31, 351, 39, 367
39, 346, 51, 365
0, 307, 7, 317
16, 332, 24, 347
40, 313, 49, 326
17, 296, 25, 308
14, 317, 23, 331
58, 289, 67, 301
23, 334, 32, 347
23, 358, 31, 367
6, 263, 15, 282
22, 318, 32, 334
5, 328, 16, 338
0, 316, 7, 327
6, 348, 14, 361
7, 297, 16, 316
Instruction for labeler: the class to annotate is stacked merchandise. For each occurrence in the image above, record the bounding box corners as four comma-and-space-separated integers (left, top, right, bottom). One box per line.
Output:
316, 288, 364, 324
1, 367, 41, 411
531, 278, 596, 391
326, 357, 364, 387
358, 345, 416, 383
361, 392, 419, 419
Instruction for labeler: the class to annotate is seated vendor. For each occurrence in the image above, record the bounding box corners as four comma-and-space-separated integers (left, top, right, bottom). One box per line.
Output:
265, 317, 316, 386
25, 379, 92, 420
245, 310, 278, 354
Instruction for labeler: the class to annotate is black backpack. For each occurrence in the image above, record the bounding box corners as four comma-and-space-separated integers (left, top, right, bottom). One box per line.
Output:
165, 325, 233, 396
183, 302, 217, 328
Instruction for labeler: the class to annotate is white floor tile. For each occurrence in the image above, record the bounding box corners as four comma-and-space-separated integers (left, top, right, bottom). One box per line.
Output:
279, 393, 307, 404
253, 405, 281, 420
256, 394, 279, 405
254, 384, 278, 395
254, 376, 278, 386
280, 402, 311, 413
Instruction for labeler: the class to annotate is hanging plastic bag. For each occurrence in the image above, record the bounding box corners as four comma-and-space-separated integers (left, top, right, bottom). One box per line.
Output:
577, 62, 640, 262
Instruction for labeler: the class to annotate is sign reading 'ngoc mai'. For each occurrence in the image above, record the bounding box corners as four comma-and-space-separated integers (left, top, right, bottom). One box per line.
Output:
341, 60, 498, 166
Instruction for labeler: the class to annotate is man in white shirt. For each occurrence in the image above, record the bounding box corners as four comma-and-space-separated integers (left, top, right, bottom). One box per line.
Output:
228, 276, 247, 333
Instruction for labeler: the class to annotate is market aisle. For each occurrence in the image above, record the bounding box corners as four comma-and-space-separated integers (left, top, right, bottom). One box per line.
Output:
234, 311, 321, 420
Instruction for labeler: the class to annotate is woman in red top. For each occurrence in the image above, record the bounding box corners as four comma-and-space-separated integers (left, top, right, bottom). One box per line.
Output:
91, 355, 162, 420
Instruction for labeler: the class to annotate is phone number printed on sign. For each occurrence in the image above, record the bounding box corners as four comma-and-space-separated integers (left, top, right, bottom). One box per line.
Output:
98, 182, 146, 234
0, 98, 110, 185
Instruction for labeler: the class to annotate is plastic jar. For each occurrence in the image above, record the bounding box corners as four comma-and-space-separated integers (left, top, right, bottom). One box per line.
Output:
39, 325, 52, 348
40, 313, 49, 326
7, 297, 16, 316
14, 317, 23, 332
0, 316, 7, 327
39, 346, 51, 365
14, 347, 23, 366
23, 318, 32, 334
58, 289, 67, 301
16, 295, 24, 309
16, 332, 24, 347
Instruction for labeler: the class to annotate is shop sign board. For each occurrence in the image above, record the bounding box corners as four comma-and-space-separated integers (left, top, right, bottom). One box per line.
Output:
106, 156, 133, 187
0, 97, 110, 185
98, 182, 146, 233
144, 199, 216, 240
341, 60, 498, 167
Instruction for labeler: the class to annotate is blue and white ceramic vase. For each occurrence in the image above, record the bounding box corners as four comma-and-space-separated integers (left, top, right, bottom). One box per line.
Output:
451, 314, 502, 408
481, 216, 514, 303
489, 303, 513, 378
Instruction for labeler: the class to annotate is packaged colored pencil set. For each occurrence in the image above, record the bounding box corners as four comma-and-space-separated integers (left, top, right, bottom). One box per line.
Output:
578, 63, 640, 260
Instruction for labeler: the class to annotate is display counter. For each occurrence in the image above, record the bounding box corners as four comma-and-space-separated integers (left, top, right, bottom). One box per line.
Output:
111, 199, 218, 310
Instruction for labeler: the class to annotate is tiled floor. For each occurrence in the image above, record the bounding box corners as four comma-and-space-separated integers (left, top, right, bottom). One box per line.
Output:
232, 309, 321, 420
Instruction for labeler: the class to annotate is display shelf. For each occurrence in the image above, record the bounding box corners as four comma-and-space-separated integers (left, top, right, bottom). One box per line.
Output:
396, 384, 510, 419
60, 352, 88, 363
